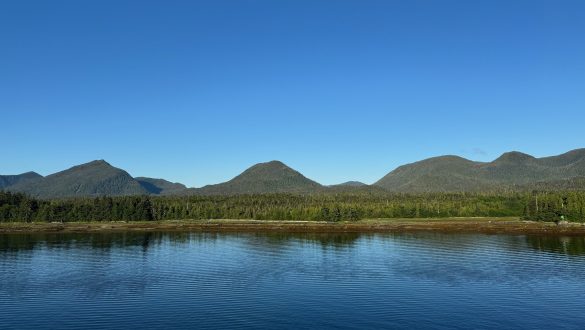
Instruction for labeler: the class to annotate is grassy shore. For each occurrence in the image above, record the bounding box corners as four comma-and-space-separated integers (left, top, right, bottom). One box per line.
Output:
1, 217, 585, 235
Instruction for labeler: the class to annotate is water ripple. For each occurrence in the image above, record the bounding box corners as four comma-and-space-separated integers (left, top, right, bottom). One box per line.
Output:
1, 232, 585, 329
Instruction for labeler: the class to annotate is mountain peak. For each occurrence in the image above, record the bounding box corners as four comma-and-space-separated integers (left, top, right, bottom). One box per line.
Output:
249, 160, 288, 169
335, 181, 367, 187
195, 160, 322, 195
240, 160, 299, 177
20, 171, 43, 178
374, 154, 481, 192
7, 160, 148, 198
266, 160, 286, 165
493, 151, 535, 164
86, 159, 111, 166
52, 160, 118, 178
4, 147, 585, 197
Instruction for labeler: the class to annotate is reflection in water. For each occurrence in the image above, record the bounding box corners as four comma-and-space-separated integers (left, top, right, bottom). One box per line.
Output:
0, 231, 365, 254
526, 235, 585, 256
247, 232, 362, 249
3, 231, 585, 256
0, 232, 166, 253
1, 231, 585, 329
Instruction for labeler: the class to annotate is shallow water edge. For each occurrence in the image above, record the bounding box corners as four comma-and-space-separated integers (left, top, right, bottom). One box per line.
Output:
2, 218, 585, 235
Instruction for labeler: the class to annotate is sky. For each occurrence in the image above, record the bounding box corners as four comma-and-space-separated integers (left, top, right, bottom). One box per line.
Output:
1, 0, 584, 187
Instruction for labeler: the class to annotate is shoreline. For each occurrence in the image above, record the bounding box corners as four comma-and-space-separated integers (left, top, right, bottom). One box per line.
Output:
1, 217, 585, 235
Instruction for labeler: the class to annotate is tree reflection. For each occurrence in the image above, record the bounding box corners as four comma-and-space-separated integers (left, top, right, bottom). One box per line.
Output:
4, 231, 585, 257
526, 235, 585, 256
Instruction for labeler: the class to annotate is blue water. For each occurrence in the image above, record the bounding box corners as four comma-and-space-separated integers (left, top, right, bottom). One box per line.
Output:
1, 232, 585, 329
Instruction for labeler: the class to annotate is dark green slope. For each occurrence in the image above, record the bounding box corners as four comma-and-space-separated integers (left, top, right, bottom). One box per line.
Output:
477, 150, 585, 184
0, 172, 43, 189
375, 149, 585, 192
332, 181, 368, 187
4, 148, 585, 197
8, 160, 149, 198
135, 177, 188, 195
192, 161, 323, 195
539, 148, 585, 168
518, 176, 585, 191
477, 151, 539, 183
374, 156, 494, 192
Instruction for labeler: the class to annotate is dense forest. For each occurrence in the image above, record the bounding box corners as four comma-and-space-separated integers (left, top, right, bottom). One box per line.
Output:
1, 190, 584, 223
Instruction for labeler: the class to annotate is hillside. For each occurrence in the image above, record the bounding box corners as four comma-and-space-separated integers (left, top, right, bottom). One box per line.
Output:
517, 177, 585, 191
332, 181, 368, 187
2, 148, 585, 198
136, 177, 188, 195
375, 149, 585, 192
8, 160, 149, 198
192, 161, 323, 195
0, 172, 43, 189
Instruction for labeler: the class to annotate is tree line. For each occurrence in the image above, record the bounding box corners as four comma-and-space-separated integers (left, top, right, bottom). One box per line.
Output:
1, 190, 584, 223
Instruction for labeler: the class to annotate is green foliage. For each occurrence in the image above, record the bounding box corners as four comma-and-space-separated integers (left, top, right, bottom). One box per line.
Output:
4, 190, 584, 223
0, 191, 154, 222
522, 191, 585, 223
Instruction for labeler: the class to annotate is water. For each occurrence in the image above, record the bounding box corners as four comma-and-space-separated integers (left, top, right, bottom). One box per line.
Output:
1, 232, 585, 329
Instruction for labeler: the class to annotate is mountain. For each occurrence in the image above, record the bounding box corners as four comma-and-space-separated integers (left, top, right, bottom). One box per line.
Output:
8, 160, 149, 198
518, 177, 585, 191
0, 172, 43, 190
136, 177, 188, 195
375, 149, 585, 192
192, 161, 323, 195
3, 148, 585, 198
374, 156, 493, 192
332, 181, 368, 187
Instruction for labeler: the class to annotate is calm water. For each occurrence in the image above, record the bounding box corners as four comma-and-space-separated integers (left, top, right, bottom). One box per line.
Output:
1, 232, 585, 329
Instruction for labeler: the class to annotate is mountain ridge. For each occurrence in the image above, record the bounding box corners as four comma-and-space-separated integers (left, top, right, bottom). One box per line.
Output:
7, 160, 149, 198
0, 172, 43, 190
375, 148, 585, 192
3, 148, 585, 197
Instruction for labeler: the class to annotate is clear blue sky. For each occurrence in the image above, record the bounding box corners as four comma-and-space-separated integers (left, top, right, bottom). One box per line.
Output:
1, 0, 584, 187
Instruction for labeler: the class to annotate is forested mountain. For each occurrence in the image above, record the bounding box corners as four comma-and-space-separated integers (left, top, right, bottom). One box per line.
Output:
136, 177, 188, 195
2, 148, 585, 198
7, 160, 149, 198
375, 149, 585, 192
518, 177, 585, 191
332, 181, 368, 187
0, 172, 42, 189
191, 161, 323, 195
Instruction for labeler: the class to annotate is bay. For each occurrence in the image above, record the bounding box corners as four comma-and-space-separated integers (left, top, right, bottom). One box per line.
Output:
1, 232, 585, 329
